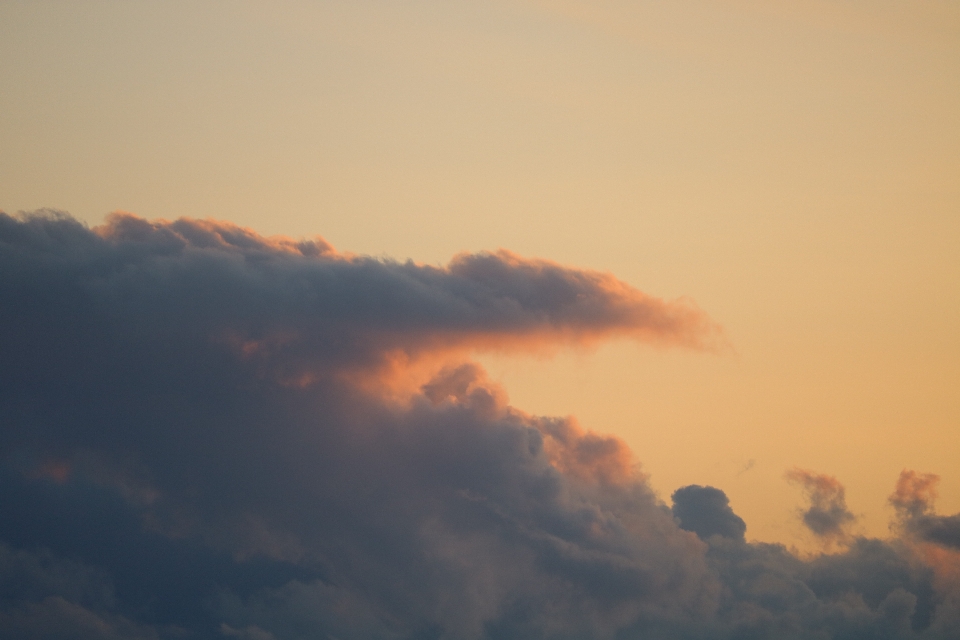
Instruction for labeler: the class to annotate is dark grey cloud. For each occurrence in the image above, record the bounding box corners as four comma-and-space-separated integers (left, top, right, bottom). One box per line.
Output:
701, 535, 942, 639
0, 543, 163, 639
1, 211, 958, 639
912, 515, 960, 551
671, 485, 747, 542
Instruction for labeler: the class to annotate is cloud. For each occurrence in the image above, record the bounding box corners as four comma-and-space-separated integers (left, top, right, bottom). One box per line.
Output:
1, 209, 722, 401
1, 210, 958, 638
0, 597, 160, 640
891, 471, 960, 551
0, 543, 162, 640
671, 485, 747, 542
785, 468, 857, 543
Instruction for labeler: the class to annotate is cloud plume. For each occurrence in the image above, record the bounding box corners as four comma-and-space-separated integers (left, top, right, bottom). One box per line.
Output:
1, 210, 959, 639
891, 471, 960, 552
786, 468, 857, 543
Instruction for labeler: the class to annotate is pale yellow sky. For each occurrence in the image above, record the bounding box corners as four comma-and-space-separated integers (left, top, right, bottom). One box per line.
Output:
1, 0, 957, 546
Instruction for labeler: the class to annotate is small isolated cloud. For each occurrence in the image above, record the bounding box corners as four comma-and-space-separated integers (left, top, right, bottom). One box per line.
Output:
671, 485, 747, 542
786, 468, 857, 543
1, 211, 959, 639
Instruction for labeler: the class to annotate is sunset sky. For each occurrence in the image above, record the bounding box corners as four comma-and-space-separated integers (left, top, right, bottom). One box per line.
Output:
1, 2, 958, 638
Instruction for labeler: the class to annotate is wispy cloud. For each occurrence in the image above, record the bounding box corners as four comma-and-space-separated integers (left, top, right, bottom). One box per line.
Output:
786, 467, 857, 544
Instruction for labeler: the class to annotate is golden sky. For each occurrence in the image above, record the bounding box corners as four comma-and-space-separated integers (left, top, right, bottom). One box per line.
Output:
1, 0, 957, 548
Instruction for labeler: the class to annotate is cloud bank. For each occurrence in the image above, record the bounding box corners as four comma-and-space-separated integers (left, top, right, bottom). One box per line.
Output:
1, 211, 958, 639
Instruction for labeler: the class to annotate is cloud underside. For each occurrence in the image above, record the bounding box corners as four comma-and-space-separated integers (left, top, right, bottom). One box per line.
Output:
1, 211, 958, 639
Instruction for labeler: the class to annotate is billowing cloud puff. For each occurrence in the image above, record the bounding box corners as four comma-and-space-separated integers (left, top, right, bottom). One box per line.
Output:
1, 211, 959, 639
671, 485, 747, 542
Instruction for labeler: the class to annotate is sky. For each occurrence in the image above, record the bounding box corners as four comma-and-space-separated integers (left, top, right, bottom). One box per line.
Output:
1, 1, 959, 638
